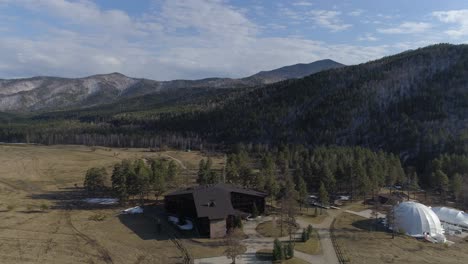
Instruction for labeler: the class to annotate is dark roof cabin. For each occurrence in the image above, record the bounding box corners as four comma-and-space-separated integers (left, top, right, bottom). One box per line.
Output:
165, 183, 266, 238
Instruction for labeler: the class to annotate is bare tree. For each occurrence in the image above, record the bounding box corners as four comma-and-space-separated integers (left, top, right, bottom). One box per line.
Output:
224, 230, 244, 264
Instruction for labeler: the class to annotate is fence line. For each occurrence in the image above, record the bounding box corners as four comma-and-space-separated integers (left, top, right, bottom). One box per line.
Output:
330, 218, 349, 264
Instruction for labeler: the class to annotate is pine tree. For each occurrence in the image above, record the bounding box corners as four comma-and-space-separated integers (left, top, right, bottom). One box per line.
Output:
84, 167, 107, 194
451, 173, 463, 202
297, 176, 308, 211
319, 181, 329, 206
273, 239, 284, 261
111, 163, 128, 204
167, 160, 179, 182
197, 159, 207, 184
135, 159, 151, 204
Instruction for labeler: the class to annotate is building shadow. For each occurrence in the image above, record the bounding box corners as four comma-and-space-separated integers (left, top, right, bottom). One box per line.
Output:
117, 204, 199, 241
351, 219, 387, 232
28, 188, 121, 210
118, 213, 172, 241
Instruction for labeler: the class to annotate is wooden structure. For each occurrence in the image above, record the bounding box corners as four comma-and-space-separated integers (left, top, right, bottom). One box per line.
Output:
165, 183, 266, 238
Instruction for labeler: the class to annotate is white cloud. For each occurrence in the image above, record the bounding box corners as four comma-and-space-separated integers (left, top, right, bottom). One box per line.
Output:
377, 22, 431, 34
348, 9, 364, 17
292, 1, 313, 6
309, 10, 352, 32
433, 9, 468, 38
358, 33, 378, 42
0, 0, 416, 80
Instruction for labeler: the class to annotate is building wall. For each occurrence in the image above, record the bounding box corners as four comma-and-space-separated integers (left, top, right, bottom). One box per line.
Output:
209, 219, 227, 238
164, 194, 197, 218
231, 192, 265, 214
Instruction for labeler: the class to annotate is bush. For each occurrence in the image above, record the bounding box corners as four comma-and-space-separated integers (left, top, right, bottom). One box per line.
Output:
234, 215, 243, 229
40, 203, 49, 211
284, 242, 294, 259
88, 213, 106, 221
6, 205, 14, 211
302, 228, 309, 242
307, 224, 313, 236
397, 228, 406, 235
252, 203, 259, 218
84, 167, 107, 193
272, 239, 284, 261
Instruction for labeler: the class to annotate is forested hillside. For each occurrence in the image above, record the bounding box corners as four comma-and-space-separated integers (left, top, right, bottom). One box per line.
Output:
0, 60, 342, 112
0, 44, 467, 181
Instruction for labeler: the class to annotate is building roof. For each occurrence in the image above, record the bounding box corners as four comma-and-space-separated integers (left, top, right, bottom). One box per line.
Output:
432, 207, 468, 228
166, 183, 267, 220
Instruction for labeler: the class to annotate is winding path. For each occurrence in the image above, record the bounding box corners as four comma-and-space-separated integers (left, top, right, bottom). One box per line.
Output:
194, 210, 342, 264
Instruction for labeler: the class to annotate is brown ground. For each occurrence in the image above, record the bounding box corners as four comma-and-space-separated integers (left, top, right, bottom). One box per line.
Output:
0, 144, 224, 264
334, 212, 468, 264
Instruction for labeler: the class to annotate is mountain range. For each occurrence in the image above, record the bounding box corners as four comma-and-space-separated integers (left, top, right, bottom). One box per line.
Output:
0, 44, 467, 177
0, 59, 343, 112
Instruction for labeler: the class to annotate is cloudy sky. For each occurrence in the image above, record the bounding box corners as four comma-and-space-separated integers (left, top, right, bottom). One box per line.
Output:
1, 0, 468, 80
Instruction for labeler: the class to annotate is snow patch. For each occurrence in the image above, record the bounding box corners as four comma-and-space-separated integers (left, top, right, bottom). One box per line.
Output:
121, 206, 144, 214
83, 198, 118, 205
168, 216, 193, 230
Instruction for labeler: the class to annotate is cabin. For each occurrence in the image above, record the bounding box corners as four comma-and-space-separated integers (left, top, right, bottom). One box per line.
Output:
164, 183, 266, 238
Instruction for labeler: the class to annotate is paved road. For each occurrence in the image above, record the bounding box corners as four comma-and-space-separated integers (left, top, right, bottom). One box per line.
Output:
297, 211, 340, 264
345, 209, 385, 219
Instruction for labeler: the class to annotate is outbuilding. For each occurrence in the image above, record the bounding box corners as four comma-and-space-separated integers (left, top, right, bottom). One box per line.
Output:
432, 207, 468, 230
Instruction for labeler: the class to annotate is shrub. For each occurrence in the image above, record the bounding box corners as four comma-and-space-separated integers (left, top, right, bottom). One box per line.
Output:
88, 213, 106, 221
272, 239, 284, 261
307, 224, 314, 236
234, 215, 243, 229
284, 242, 294, 259
252, 203, 259, 218
302, 228, 309, 242
6, 205, 14, 211
40, 203, 49, 211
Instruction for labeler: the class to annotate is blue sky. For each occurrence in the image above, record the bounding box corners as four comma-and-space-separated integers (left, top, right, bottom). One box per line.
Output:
1, 0, 468, 80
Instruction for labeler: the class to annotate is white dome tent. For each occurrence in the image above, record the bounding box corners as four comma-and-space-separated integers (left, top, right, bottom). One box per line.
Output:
392, 202, 445, 243
432, 207, 468, 229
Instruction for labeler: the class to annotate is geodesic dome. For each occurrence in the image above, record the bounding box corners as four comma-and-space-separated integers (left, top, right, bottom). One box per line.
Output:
432, 207, 468, 228
393, 202, 444, 238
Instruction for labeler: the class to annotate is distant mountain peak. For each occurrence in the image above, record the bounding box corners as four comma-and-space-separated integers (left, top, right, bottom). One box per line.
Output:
245, 59, 345, 84
0, 59, 344, 112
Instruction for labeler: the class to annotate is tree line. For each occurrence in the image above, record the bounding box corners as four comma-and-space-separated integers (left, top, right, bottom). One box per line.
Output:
84, 158, 179, 204
196, 144, 406, 207
428, 154, 468, 205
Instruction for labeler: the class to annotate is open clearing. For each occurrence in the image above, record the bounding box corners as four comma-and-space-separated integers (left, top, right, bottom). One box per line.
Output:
334, 212, 468, 264
0, 144, 224, 264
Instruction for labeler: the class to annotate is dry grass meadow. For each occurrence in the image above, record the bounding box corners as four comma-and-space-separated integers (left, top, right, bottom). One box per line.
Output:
0, 144, 224, 264
334, 212, 468, 264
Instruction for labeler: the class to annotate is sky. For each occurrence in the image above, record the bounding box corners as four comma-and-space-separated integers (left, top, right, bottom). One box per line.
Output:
1, 0, 468, 80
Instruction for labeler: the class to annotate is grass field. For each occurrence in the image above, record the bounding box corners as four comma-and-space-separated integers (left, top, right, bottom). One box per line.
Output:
0, 144, 224, 264
295, 230, 321, 255
298, 208, 329, 224
256, 220, 298, 238
334, 212, 468, 264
